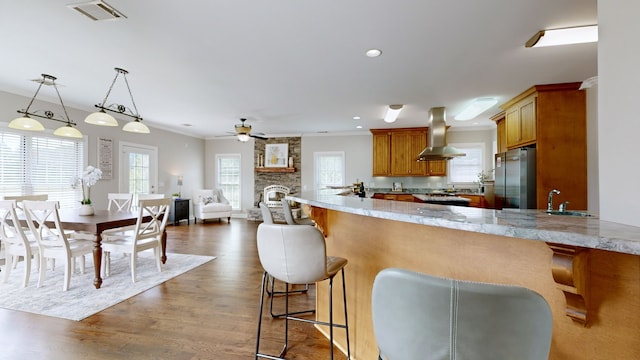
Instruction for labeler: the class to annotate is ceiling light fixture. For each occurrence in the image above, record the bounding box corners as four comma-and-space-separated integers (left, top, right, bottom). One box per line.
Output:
85, 67, 150, 133
455, 98, 498, 121
366, 49, 382, 57
9, 74, 83, 138
525, 25, 598, 48
383, 104, 403, 123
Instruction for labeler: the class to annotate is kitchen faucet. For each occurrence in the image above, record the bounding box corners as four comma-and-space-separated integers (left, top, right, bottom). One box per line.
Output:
559, 201, 569, 212
547, 189, 560, 211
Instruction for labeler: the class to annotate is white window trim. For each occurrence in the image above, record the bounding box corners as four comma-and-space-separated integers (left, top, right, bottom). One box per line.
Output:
447, 142, 485, 185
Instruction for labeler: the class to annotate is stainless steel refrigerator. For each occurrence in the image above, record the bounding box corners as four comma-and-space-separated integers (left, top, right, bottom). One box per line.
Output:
494, 147, 536, 209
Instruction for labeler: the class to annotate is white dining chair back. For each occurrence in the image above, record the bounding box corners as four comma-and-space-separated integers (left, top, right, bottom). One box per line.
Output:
280, 199, 315, 226
101, 198, 171, 282
371, 268, 553, 360
107, 193, 134, 211
258, 202, 274, 224
0, 200, 40, 287
21, 200, 94, 291
3, 194, 48, 209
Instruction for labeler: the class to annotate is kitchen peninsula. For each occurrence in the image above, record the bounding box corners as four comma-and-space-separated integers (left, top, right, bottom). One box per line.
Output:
287, 193, 640, 360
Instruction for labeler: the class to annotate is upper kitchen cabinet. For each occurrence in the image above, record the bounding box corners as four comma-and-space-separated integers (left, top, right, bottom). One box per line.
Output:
504, 94, 536, 148
491, 111, 507, 154
371, 128, 433, 177
500, 82, 587, 210
372, 129, 392, 176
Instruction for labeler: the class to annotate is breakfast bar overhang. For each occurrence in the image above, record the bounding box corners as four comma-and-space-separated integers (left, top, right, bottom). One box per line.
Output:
288, 193, 640, 360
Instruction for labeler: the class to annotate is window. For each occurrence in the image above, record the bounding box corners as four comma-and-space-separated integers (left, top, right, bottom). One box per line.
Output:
120, 143, 158, 196
314, 152, 345, 197
0, 128, 85, 209
448, 143, 484, 183
217, 154, 241, 210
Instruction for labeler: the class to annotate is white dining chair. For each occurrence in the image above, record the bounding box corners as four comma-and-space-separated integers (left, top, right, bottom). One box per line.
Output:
101, 198, 171, 282
280, 199, 314, 226
107, 193, 134, 211
22, 200, 94, 291
0, 200, 40, 287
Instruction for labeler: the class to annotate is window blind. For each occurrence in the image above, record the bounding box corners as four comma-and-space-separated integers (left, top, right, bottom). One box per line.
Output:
0, 129, 84, 209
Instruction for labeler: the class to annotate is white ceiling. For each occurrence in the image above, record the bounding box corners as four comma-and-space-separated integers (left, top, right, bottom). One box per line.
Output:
0, 0, 597, 139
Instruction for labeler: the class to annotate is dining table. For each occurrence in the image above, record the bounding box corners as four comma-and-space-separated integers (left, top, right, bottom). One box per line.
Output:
57, 209, 167, 289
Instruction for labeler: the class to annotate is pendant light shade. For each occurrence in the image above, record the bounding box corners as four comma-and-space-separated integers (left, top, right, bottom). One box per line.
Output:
9, 115, 45, 131
122, 119, 150, 133
53, 124, 84, 138
9, 74, 82, 138
87, 67, 149, 134
84, 109, 118, 126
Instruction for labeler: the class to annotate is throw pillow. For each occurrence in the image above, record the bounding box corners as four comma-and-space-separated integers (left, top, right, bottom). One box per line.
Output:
203, 196, 214, 205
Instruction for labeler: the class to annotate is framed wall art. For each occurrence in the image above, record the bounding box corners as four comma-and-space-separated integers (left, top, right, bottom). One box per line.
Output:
265, 143, 288, 167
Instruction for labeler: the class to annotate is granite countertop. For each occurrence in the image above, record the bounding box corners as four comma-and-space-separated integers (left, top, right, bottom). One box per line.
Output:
287, 192, 640, 256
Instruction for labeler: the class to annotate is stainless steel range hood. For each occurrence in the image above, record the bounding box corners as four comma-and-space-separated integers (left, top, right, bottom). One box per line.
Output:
418, 107, 465, 161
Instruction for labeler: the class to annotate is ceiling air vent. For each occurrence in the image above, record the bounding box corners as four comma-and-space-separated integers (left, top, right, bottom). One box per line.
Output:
67, 0, 127, 21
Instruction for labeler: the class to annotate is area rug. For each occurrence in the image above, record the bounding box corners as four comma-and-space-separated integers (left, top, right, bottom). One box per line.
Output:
0, 252, 215, 321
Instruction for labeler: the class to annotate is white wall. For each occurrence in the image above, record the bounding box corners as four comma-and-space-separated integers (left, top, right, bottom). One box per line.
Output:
598, 0, 640, 226
205, 137, 255, 212
0, 90, 206, 211
301, 133, 372, 192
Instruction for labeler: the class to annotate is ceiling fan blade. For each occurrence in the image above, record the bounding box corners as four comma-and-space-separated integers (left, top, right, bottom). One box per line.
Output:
250, 133, 268, 140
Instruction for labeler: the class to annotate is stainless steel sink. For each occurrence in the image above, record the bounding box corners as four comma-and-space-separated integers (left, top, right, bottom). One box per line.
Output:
545, 210, 591, 217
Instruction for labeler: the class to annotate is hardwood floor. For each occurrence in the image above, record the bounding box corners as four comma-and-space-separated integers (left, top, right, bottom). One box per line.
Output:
0, 219, 348, 359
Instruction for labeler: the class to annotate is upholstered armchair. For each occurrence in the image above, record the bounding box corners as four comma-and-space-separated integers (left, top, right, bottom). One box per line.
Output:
192, 189, 232, 223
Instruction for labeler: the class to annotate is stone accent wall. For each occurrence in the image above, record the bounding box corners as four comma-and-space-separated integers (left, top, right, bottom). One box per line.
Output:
253, 136, 301, 207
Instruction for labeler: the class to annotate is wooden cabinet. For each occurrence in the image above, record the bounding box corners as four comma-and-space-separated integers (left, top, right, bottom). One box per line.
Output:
372, 193, 417, 202
457, 194, 487, 208
371, 127, 445, 177
390, 130, 427, 176
371, 130, 392, 176
499, 82, 587, 210
426, 159, 447, 176
491, 111, 507, 154
504, 95, 536, 148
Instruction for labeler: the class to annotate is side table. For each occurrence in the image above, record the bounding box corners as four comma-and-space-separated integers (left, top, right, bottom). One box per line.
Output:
170, 198, 190, 226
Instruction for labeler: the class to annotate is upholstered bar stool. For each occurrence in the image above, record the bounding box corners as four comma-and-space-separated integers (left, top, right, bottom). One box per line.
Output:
259, 202, 312, 316
371, 268, 552, 360
255, 223, 350, 360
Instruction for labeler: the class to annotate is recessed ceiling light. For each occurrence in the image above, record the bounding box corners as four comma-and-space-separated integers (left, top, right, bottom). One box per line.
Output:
353, 116, 360, 120
356, 125, 363, 129
366, 49, 382, 57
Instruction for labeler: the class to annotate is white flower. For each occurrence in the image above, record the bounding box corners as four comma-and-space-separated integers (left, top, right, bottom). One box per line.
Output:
71, 165, 102, 204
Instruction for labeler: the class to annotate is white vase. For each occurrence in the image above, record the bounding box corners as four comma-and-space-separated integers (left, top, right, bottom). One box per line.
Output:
78, 204, 95, 216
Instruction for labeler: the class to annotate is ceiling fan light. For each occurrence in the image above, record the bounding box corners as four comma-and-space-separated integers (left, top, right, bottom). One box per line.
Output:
123, 119, 150, 133
237, 133, 250, 142
9, 115, 45, 131
53, 124, 83, 138
85, 110, 119, 126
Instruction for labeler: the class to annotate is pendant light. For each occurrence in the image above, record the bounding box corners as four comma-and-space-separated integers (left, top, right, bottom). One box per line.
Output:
9, 74, 83, 138
86, 67, 150, 133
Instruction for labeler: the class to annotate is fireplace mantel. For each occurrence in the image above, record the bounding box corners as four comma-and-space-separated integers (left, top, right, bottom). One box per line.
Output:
255, 167, 296, 173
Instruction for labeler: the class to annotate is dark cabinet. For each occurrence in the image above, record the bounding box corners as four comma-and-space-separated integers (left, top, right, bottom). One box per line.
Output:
170, 198, 190, 225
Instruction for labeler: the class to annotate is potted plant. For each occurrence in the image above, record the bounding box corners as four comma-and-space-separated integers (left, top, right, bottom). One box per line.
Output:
71, 165, 102, 215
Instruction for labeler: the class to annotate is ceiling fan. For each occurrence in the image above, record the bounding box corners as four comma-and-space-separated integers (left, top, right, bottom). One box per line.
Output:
229, 118, 268, 142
